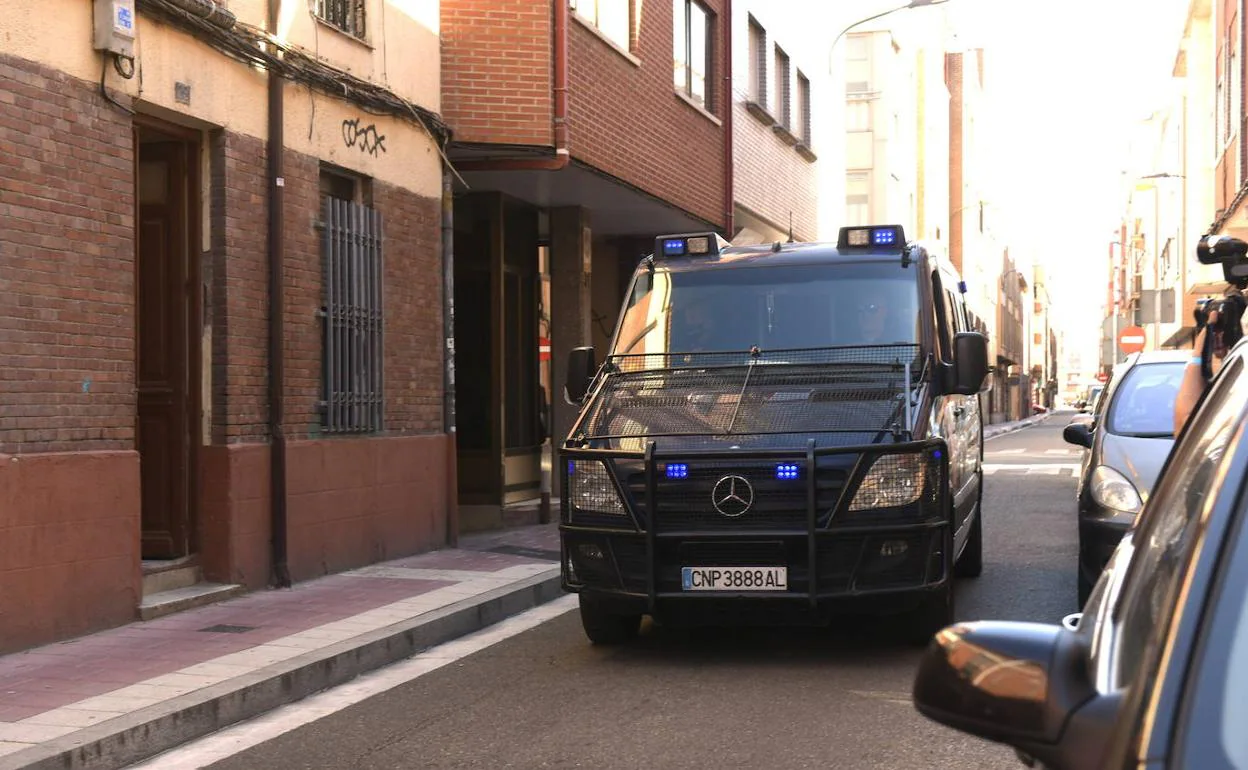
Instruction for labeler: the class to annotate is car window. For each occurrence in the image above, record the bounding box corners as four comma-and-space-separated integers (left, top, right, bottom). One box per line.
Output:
1109, 356, 1245, 691
1105, 361, 1186, 437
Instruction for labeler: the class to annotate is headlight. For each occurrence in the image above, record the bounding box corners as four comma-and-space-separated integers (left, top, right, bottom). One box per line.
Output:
569, 461, 627, 515
1090, 466, 1142, 514
849, 454, 925, 511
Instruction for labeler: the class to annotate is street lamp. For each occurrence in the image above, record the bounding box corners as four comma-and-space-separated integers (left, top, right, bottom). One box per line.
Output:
829, 0, 951, 65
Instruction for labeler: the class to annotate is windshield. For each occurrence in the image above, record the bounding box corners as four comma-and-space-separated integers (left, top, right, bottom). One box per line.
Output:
1106, 362, 1186, 438
610, 263, 920, 360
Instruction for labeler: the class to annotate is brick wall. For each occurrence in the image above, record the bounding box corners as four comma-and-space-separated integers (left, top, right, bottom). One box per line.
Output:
732, 101, 817, 240
210, 134, 444, 441
374, 183, 444, 434
211, 131, 270, 443
440, 0, 729, 230
567, 1, 728, 229
441, 0, 553, 146
0, 54, 136, 454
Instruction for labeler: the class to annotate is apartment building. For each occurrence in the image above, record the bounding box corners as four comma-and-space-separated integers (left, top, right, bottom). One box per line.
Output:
1104, 0, 1235, 369
0, 0, 449, 653
731, 1, 824, 244
440, 0, 730, 530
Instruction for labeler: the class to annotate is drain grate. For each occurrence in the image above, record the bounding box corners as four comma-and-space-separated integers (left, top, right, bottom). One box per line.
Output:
487, 545, 560, 561
199, 624, 256, 634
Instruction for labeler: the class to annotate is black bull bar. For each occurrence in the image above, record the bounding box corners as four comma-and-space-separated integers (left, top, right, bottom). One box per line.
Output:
558, 437, 952, 616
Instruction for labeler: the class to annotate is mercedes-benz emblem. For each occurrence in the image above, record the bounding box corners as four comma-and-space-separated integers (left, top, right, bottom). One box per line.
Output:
711, 475, 755, 517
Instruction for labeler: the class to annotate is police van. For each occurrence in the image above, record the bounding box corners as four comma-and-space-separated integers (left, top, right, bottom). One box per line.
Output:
559, 225, 990, 645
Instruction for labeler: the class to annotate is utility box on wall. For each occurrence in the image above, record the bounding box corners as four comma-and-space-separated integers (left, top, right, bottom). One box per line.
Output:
93, 0, 137, 58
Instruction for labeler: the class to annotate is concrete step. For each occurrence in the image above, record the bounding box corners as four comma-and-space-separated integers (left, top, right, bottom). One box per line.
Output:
139, 583, 245, 622
141, 558, 203, 596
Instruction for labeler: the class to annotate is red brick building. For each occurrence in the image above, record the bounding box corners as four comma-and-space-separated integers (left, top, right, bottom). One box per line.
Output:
440, 0, 731, 528
1, 0, 449, 653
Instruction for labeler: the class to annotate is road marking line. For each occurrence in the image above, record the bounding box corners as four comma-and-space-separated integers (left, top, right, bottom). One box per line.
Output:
124, 596, 579, 769
1044, 448, 1077, 456
992, 448, 1026, 455
983, 463, 1080, 477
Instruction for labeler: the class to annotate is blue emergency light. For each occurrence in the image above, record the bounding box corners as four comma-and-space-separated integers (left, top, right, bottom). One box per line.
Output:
654, 232, 731, 259
776, 463, 800, 480
665, 463, 689, 479
837, 225, 907, 252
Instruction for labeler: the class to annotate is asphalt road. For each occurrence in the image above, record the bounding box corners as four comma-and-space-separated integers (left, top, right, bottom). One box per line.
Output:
173, 414, 1086, 770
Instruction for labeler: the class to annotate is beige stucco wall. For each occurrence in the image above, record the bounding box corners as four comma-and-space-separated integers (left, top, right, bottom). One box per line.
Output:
3, 0, 441, 196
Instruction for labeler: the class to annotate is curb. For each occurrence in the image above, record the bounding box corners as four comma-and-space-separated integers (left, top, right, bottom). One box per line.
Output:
984, 412, 1053, 440
2, 569, 565, 770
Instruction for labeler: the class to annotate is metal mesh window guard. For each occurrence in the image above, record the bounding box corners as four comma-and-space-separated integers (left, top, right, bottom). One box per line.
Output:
581, 345, 925, 442
316, 0, 366, 38
320, 197, 384, 433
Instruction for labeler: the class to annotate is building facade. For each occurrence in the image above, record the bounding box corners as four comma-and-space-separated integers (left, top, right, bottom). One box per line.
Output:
1, 0, 449, 653
440, 0, 730, 530
1104, 0, 1236, 371
731, 0, 822, 244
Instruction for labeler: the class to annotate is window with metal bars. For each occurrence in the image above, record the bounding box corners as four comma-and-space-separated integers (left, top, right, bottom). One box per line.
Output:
316, 0, 367, 39
319, 192, 384, 434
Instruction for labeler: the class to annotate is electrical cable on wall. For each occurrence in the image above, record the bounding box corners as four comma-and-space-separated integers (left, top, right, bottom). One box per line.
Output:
99, 53, 136, 114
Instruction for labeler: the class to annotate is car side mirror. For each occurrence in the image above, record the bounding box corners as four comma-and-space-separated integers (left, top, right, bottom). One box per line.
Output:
1063, 423, 1093, 449
951, 332, 989, 395
912, 620, 1110, 770
564, 346, 597, 404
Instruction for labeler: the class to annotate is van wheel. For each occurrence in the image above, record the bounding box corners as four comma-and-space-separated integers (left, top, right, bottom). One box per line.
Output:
579, 595, 642, 645
906, 585, 955, 647
954, 484, 984, 578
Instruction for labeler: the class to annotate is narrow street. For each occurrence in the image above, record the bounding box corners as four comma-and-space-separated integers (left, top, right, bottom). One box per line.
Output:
135, 415, 1084, 770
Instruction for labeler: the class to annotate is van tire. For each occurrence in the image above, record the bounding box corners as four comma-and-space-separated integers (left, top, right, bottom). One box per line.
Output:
954, 482, 984, 578
579, 595, 642, 645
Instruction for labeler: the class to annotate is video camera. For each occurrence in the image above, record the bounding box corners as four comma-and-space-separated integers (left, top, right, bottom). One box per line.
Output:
1192, 234, 1248, 378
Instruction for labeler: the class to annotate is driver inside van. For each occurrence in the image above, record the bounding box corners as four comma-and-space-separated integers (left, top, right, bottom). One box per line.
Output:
848, 284, 915, 345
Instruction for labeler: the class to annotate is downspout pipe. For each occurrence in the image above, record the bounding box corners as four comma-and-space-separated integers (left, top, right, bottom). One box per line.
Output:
722, 0, 734, 238
454, 0, 569, 171
267, 0, 291, 588
442, 168, 459, 547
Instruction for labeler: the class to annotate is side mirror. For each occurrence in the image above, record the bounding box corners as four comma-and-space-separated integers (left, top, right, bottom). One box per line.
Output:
912, 620, 1107, 769
951, 332, 989, 395
1063, 423, 1093, 449
564, 346, 597, 404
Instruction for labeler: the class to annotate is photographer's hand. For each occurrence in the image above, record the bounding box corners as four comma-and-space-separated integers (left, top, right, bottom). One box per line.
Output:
1174, 310, 1217, 435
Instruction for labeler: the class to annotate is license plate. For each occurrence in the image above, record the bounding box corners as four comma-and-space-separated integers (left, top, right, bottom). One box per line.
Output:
681, 566, 788, 591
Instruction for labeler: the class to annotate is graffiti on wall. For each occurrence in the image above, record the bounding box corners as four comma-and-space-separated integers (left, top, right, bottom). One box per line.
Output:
342, 118, 387, 156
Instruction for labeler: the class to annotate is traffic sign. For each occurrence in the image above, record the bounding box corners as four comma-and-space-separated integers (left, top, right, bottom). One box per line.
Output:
1117, 325, 1147, 354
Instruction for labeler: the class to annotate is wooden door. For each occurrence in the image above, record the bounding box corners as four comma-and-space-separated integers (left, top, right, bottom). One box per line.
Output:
136, 140, 191, 559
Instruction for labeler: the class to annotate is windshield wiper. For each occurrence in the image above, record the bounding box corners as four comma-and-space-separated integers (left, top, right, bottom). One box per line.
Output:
1116, 431, 1173, 439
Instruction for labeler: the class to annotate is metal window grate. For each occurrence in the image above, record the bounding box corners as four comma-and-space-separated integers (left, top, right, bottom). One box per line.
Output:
321, 197, 384, 433
316, 0, 367, 38
581, 345, 925, 442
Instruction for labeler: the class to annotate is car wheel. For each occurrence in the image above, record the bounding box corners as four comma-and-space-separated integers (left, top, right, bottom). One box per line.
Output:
906, 584, 954, 647
578, 594, 642, 645
954, 480, 984, 578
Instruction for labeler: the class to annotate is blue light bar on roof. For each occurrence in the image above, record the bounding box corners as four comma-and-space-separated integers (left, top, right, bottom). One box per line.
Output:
837, 225, 906, 252
654, 232, 730, 259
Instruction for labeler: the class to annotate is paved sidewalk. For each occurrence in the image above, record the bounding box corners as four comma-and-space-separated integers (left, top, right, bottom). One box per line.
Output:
0, 524, 563, 770
983, 411, 1053, 439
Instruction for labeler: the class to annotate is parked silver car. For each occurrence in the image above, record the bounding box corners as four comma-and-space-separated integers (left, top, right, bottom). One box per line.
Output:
1062, 349, 1190, 606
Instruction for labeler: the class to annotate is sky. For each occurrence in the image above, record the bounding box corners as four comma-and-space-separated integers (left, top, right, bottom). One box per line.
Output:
941, 0, 1191, 363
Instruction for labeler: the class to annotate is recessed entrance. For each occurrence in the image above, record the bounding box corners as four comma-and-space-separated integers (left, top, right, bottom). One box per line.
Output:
134, 118, 201, 566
